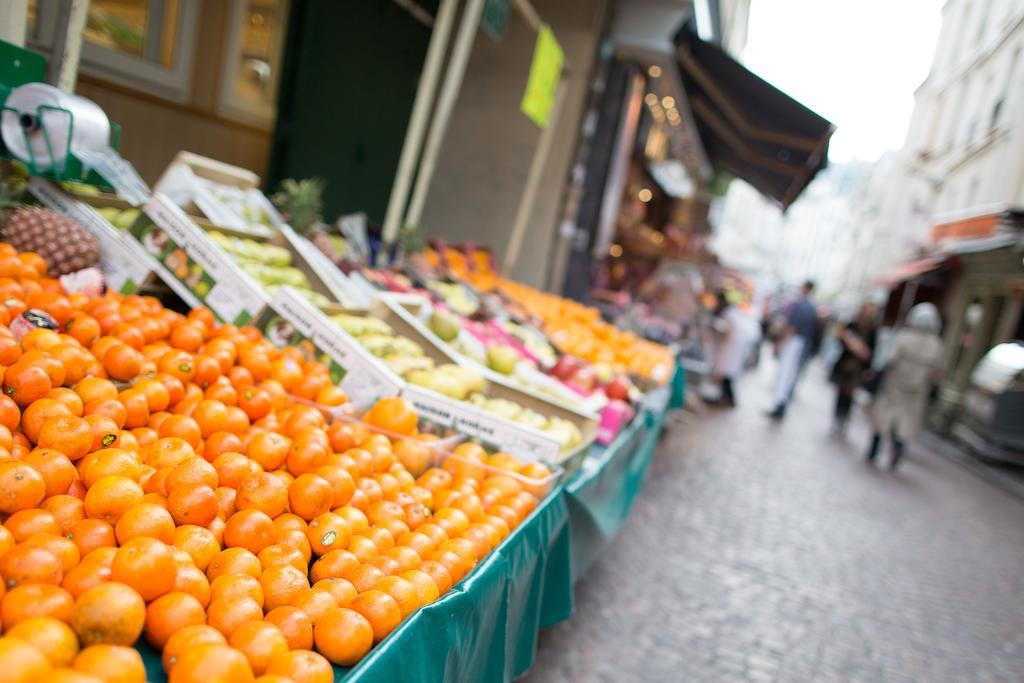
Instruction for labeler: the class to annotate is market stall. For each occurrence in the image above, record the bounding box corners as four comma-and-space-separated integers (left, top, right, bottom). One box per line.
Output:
0, 39, 681, 683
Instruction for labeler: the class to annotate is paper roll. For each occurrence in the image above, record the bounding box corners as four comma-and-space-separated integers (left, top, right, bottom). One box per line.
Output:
1, 83, 111, 171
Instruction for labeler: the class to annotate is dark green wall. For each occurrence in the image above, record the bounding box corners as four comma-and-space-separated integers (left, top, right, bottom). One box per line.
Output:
269, 0, 438, 227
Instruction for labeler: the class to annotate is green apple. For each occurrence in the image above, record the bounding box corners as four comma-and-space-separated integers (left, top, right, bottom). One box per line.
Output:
429, 310, 460, 342
486, 344, 519, 375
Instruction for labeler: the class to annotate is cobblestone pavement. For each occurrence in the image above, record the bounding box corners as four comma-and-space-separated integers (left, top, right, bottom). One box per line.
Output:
524, 362, 1024, 683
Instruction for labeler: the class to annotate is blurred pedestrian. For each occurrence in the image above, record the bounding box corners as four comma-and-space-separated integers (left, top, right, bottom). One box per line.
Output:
767, 281, 818, 419
709, 292, 761, 407
867, 303, 943, 470
829, 303, 878, 436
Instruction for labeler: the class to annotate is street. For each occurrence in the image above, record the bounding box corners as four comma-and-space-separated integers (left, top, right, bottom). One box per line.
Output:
524, 360, 1024, 683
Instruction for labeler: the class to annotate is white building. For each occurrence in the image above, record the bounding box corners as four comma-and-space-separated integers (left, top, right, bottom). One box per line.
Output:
712, 161, 875, 313
881, 0, 1024, 257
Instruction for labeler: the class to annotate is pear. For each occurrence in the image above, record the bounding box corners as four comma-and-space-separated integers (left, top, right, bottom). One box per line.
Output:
429, 310, 461, 342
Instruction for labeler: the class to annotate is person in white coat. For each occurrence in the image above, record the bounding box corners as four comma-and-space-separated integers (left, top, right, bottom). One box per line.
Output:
867, 303, 944, 470
711, 293, 761, 407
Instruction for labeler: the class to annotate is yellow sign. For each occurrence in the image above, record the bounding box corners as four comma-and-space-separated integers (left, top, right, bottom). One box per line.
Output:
521, 24, 563, 128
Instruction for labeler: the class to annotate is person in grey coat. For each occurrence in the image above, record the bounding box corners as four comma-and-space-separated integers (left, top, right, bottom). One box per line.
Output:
867, 303, 944, 470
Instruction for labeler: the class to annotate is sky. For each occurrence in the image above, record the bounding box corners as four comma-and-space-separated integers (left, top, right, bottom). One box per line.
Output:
742, 0, 944, 163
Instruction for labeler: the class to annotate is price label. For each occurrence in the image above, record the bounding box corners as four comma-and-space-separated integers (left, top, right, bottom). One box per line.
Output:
268, 287, 403, 405
139, 194, 267, 324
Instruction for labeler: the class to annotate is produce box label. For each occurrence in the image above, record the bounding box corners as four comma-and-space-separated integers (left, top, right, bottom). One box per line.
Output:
400, 385, 560, 461
27, 178, 156, 295
132, 193, 267, 325
264, 287, 403, 405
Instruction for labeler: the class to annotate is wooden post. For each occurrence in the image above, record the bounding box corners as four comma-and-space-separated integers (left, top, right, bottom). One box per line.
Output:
0, 0, 28, 46
381, 0, 460, 246
403, 0, 486, 231
48, 0, 90, 92
502, 79, 567, 275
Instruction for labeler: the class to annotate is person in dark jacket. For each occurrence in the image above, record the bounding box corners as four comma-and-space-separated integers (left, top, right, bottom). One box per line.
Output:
829, 303, 878, 436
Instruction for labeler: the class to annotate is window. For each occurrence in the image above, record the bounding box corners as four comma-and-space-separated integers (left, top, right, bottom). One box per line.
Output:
28, 0, 199, 101
991, 47, 1020, 129
218, 0, 290, 128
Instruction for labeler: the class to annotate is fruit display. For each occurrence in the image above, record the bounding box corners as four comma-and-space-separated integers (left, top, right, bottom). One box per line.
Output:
94, 206, 142, 231
0, 240, 553, 679
499, 279, 676, 384
331, 311, 586, 453
1, 206, 101, 276
207, 230, 332, 309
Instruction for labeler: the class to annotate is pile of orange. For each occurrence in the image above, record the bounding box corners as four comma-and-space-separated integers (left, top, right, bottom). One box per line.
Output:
0, 242, 551, 682
498, 279, 674, 383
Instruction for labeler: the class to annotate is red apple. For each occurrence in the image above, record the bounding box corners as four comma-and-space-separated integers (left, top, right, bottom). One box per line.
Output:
550, 355, 579, 381
570, 366, 597, 392
605, 376, 630, 401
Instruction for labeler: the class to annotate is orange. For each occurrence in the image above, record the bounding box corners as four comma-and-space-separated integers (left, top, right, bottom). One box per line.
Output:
83, 398, 127, 429
103, 344, 142, 381
1, 584, 74, 629
349, 589, 402, 643
172, 524, 219, 571
66, 518, 115, 556
245, 430, 290, 471
167, 481, 218, 526
229, 621, 289, 675
161, 624, 226, 671
313, 607, 373, 666
212, 451, 259, 488
166, 644, 254, 683
71, 644, 145, 683
206, 596, 262, 638
335, 506, 371, 535
157, 415, 202, 450
210, 572, 264, 607
206, 547, 262, 580
4, 362, 52, 406
264, 649, 333, 683
257, 543, 307, 573
236, 472, 288, 518
0, 636, 51, 682
314, 465, 355, 508
264, 605, 314, 651
110, 537, 176, 602
21, 532, 80, 573
385, 545, 422, 573
288, 586, 337, 623
83, 475, 143, 524
312, 577, 358, 609
1, 543, 63, 586
84, 415, 120, 452
20, 397, 70, 443
172, 564, 211, 607
202, 430, 243, 460
79, 448, 142, 488
400, 568, 440, 607
376, 574, 419, 619
40, 495, 86, 534
144, 591, 206, 648
73, 377, 117, 405
114, 502, 175, 544
363, 397, 417, 435
288, 473, 334, 521
0, 460, 46, 512
21, 449, 76, 497
224, 509, 278, 555
7, 616, 79, 665
47, 386, 85, 416
419, 560, 453, 595
305, 512, 351, 556
259, 564, 309, 611
340, 563, 385, 593
4, 507, 61, 540
71, 582, 146, 647
347, 535, 380, 564
61, 547, 115, 599
309, 549, 360, 584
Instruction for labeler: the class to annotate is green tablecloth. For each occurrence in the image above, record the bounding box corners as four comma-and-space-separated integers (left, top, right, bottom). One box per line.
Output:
560, 382, 672, 585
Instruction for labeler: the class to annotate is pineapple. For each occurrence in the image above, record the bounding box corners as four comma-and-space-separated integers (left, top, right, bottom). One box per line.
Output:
2, 206, 101, 276
271, 177, 325, 235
